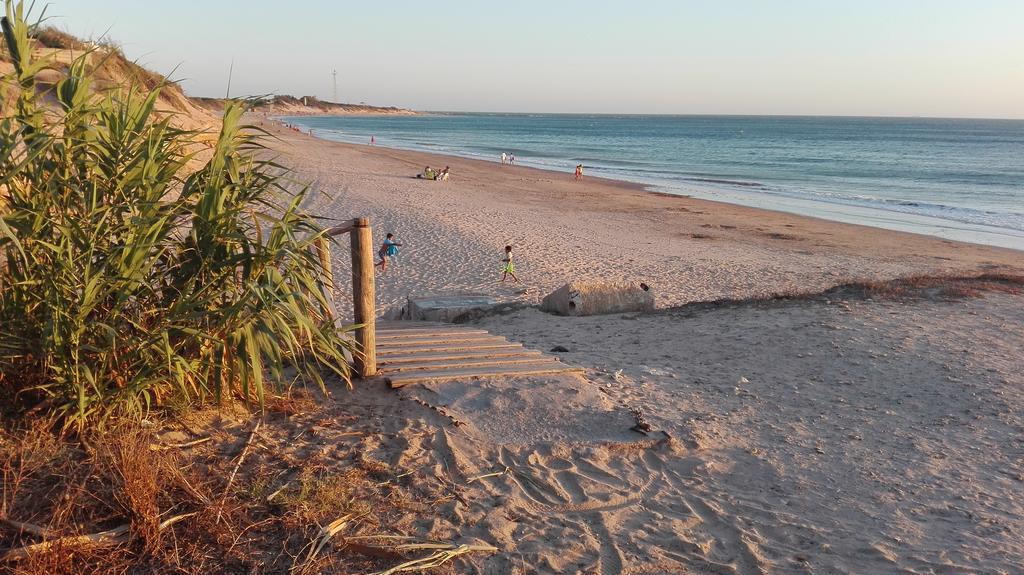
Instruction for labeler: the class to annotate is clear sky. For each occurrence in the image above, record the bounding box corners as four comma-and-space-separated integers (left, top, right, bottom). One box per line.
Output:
49, 0, 1024, 118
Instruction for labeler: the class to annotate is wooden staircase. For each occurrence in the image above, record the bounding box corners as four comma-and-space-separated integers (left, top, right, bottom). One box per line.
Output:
376, 321, 583, 388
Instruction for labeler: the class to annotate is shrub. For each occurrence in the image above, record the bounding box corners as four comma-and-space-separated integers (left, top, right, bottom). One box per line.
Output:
0, 1, 356, 429
32, 26, 87, 51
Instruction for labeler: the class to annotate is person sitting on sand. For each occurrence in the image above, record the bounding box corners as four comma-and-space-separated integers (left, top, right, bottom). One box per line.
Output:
417, 166, 436, 180
500, 245, 519, 283
437, 166, 450, 181
375, 233, 402, 274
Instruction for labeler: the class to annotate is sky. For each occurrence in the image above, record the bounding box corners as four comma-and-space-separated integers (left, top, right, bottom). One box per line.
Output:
49, 0, 1024, 118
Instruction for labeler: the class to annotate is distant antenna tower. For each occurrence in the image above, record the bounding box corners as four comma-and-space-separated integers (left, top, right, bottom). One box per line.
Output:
332, 69, 338, 103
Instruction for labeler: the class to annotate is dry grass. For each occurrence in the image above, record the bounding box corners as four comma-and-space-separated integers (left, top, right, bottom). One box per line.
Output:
826, 272, 1024, 301
661, 272, 1024, 318
0, 420, 196, 574
0, 398, 460, 575
764, 232, 800, 241
276, 468, 374, 527
31, 27, 87, 50
97, 430, 163, 553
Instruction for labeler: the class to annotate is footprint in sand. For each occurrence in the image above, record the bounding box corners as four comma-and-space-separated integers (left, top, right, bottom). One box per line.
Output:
497, 446, 661, 515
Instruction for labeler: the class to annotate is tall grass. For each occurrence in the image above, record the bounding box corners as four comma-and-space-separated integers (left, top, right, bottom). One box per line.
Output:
0, 1, 355, 428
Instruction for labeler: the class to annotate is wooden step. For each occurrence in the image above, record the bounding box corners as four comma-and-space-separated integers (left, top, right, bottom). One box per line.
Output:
378, 342, 523, 356
387, 362, 584, 388
376, 329, 490, 340
375, 322, 453, 331
376, 327, 486, 335
376, 334, 505, 347
377, 320, 447, 326
381, 356, 560, 373
378, 349, 544, 365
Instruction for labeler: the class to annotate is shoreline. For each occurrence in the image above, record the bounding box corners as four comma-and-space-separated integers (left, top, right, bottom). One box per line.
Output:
282, 115, 1024, 252
276, 116, 1024, 255
253, 117, 1022, 317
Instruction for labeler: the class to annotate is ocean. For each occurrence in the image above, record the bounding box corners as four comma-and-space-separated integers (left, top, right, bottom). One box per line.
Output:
283, 113, 1024, 251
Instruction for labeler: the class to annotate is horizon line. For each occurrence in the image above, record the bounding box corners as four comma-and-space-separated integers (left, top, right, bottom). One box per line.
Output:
414, 110, 1024, 122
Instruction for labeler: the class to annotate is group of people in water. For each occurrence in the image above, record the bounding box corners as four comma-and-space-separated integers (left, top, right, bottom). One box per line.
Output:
416, 165, 450, 181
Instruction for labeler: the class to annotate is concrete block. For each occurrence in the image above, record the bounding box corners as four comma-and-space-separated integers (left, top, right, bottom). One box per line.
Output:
541, 281, 654, 316
404, 294, 498, 323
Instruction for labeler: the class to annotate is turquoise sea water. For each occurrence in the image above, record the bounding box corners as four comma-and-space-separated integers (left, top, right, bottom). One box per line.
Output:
284, 114, 1024, 250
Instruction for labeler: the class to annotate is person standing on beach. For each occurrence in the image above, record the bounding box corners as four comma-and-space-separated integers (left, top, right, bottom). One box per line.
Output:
370, 135, 375, 145
500, 245, 519, 283
501, 152, 507, 165
375, 233, 402, 274
575, 164, 583, 180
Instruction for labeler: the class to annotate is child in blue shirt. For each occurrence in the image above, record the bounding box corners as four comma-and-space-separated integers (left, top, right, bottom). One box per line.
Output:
375, 233, 402, 274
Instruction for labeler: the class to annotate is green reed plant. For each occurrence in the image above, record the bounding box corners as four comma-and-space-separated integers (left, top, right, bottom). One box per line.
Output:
0, 1, 355, 428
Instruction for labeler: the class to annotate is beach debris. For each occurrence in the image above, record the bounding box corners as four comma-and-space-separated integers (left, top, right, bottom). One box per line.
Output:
0, 518, 52, 538
340, 536, 499, 575
291, 513, 358, 574
613, 369, 624, 382
738, 376, 750, 384
466, 466, 511, 484
373, 468, 419, 488
629, 407, 653, 435
265, 479, 293, 503
0, 513, 197, 562
640, 365, 674, 377
541, 280, 654, 316
550, 345, 570, 353
148, 436, 212, 451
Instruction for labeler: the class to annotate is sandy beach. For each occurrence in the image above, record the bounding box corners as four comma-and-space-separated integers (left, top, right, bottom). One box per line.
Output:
6, 4, 1022, 572
240, 121, 1024, 574
259, 120, 1021, 316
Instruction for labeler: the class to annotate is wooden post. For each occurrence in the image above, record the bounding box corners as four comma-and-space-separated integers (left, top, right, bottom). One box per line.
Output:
350, 218, 377, 377
312, 236, 337, 324
314, 236, 334, 284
